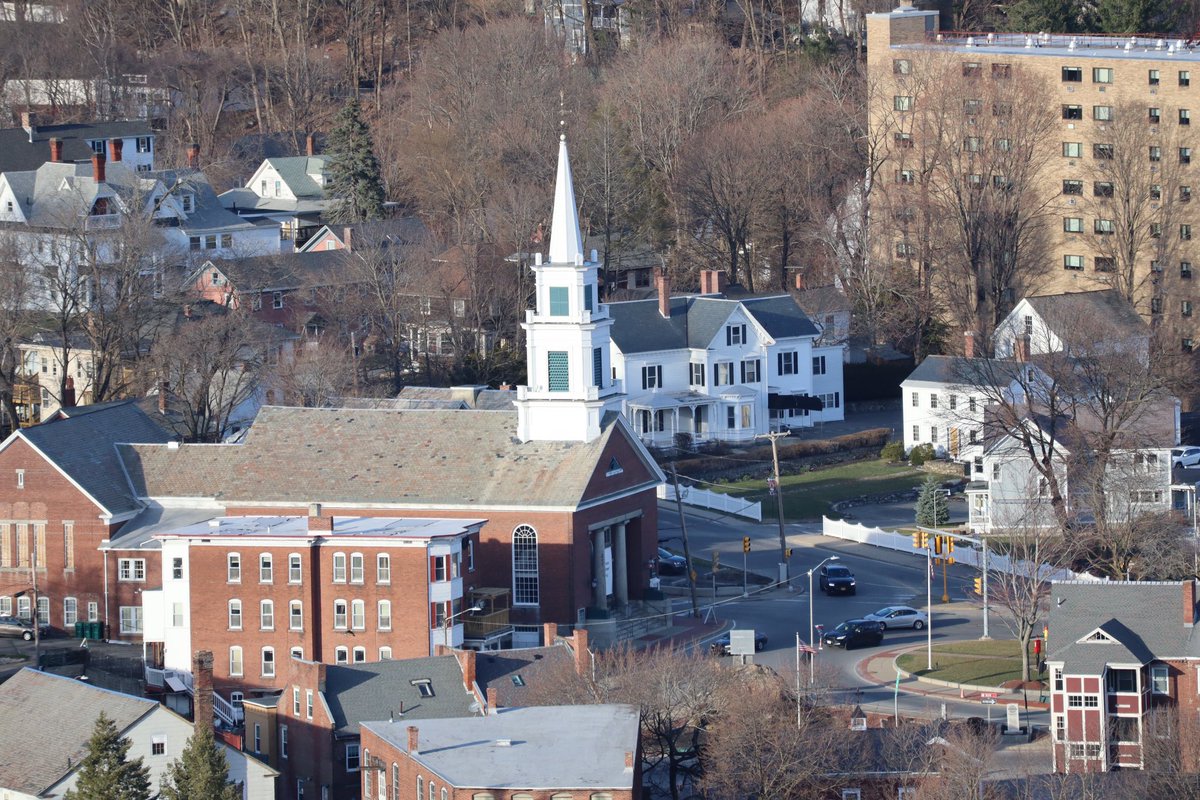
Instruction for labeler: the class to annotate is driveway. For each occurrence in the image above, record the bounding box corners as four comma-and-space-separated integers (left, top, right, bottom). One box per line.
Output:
788, 401, 901, 441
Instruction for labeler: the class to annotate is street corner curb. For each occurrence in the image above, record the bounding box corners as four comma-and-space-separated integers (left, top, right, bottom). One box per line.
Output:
889, 646, 1050, 709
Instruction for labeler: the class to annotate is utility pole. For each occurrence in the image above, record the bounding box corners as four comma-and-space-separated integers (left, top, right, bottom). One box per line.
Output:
670, 463, 700, 617
755, 432, 790, 589
981, 535, 991, 639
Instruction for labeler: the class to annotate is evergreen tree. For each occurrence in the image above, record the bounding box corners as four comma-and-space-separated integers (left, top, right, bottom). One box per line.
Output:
1001, 0, 1080, 32
159, 727, 242, 800
1091, 0, 1179, 34
915, 475, 950, 528
326, 97, 386, 223
64, 712, 152, 800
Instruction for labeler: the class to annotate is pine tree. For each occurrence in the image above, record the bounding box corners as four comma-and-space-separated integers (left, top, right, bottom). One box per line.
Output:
1091, 0, 1179, 34
915, 475, 950, 528
64, 712, 152, 800
158, 727, 242, 800
326, 97, 386, 223
1001, 0, 1080, 33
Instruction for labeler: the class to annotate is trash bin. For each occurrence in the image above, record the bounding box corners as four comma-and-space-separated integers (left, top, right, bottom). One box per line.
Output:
87, 621, 101, 640
73, 621, 84, 638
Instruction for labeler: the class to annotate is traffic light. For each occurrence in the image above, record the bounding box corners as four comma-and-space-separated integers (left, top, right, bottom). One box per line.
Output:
933, 535, 943, 555
912, 532, 922, 549
946, 538, 955, 554
973, 577, 983, 594
742, 536, 751, 553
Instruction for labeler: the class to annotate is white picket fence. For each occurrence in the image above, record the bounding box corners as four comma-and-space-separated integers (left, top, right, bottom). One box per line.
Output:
821, 516, 1101, 583
658, 484, 763, 521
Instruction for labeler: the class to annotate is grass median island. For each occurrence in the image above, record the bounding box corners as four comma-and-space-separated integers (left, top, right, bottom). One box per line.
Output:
896, 640, 1035, 687
712, 459, 927, 521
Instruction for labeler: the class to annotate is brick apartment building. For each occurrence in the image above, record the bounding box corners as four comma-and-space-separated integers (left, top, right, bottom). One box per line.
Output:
867, 3, 1200, 352
0, 400, 172, 637
359, 704, 642, 800
1046, 580, 1200, 772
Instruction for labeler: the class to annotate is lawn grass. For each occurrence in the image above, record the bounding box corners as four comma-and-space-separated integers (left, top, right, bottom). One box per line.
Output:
712, 459, 927, 521
896, 640, 1035, 687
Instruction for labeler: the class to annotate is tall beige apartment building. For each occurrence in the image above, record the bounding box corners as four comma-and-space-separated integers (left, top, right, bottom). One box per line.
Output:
867, 3, 1200, 352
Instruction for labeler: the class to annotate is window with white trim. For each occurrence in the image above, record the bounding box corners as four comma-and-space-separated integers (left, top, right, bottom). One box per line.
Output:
332, 552, 346, 582
228, 600, 243, 630
259, 554, 273, 582
1152, 665, 1170, 694
512, 525, 539, 606
63, 597, 77, 626
260, 600, 274, 630
334, 600, 347, 629
117, 559, 145, 581
378, 600, 392, 630
289, 600, 303, 631
335, 646, 348, 664
230, 646, 243, 676
351, 599, 365, 629
261, 647, 275, 677
119, 606, 142, 634
227, 553, 241, 582
353, 646, 366, 663
350, 553, 364, 583
289, 553, 302, 583
377, 554, 390, 584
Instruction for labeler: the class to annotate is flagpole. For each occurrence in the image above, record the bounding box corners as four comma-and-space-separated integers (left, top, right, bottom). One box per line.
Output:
926, 543, 933, 671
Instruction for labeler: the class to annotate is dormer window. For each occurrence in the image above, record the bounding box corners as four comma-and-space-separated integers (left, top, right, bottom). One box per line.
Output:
88, 140, 104, 154
180, 194, 194, 213
90, 198, 109, 216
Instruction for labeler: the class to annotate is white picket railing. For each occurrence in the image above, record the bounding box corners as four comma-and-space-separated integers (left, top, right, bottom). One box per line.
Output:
658, 483, 762, 521
821, 516, 1100, 583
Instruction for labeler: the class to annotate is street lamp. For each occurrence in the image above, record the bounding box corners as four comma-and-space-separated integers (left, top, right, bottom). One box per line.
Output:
806, 555, 838, 685
441, 603, 483, 648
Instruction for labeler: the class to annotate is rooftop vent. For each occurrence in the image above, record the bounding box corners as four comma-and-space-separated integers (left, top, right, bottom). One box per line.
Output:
495, 739, 513, 747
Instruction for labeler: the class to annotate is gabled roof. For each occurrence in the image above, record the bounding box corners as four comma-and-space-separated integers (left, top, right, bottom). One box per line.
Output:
1047, 581, 1200, 674
0, 668, 159, 795
191, 250, 353, 293
740, 295, 821, 339
11, 400, 174, 517
0, 120, 153, 173
609, 294, 817, 355
322, 656, 478, 735
1023, 290, 1149, 342
362, 705, 640, 790
119, 405, 660, 509
264, 155, 331, 198
474, 644, 575, 708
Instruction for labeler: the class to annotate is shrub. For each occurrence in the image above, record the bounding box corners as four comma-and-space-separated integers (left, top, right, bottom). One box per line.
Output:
881, 441, 905, 462
908, 443, 935, 466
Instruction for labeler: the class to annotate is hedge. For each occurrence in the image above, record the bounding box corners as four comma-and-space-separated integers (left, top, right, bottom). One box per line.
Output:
671, 427, 892, 475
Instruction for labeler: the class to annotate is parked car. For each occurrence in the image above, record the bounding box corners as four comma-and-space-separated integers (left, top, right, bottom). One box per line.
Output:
0, 616, 40, 641
1173, 446, 1200, 469
863, 605, 927, 630
657, 548, 688, 575
822, 619, 885, 649
819, 564, 857, 595
709, 630, 768, 655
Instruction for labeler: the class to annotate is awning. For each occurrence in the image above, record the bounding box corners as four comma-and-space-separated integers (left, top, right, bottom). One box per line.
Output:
769, 393, 824, 411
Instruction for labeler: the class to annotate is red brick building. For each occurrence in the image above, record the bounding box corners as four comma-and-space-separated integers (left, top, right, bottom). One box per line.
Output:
359, 704, 641, 800
1046, 580, 1200, 772
0, 400, 172, 637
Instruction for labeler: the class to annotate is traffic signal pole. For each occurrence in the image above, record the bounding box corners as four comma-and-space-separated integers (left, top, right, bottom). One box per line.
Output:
742, 537, 750, 597
981, 536, 991, 639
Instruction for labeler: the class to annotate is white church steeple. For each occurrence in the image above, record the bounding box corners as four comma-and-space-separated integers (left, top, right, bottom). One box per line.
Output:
515, 133, 623, 443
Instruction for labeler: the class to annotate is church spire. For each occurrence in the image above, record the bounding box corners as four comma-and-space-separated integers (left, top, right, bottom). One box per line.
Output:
548, 132, 584, 265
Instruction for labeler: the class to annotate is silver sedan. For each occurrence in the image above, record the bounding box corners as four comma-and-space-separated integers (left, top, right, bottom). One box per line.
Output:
862, 605, 928, 630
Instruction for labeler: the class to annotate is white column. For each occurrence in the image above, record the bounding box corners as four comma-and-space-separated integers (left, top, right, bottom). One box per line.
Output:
614, 522, 629, 607
592, 529, 607, 609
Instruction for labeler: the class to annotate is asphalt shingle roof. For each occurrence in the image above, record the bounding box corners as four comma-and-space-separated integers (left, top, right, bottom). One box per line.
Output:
474, 645, 575, 708
0, 669, 158, 795
0, 121, 153, 172
17, 400, 173, 516
608, 293, 817, 355
323, 656, 478, 735
1025, 290, 1149, 342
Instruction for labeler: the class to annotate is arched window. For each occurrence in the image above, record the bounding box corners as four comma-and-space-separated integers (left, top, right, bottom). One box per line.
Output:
260, 600, 274, 630
512, 525, 539, 606
352, 646, 366, 663
378, 600, 392, 630
416, 777, 423, 799
362, 748, 372, 796
289, 600, 303, 630
259, 553, 273, 583
350, 552, 364, 583
351, 599, 366, 629
429, 782, 436, 800
332, 552, 347, 583
333, 599, 347, 629
261, 647, 275, 677
471, 795, 496, 800
392, 764, 399, 800
377, 554, 391, 584
288, 553, 302, 583
379, 647, 393, 660
228, 599, 242, 630
229, 646, 243, 676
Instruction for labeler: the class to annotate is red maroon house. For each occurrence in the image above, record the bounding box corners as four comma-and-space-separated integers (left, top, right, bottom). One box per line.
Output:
1046, 580, 1200, 772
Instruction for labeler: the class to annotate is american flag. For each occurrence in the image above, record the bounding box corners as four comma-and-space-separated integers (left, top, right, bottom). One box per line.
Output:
797, 640, 817, 654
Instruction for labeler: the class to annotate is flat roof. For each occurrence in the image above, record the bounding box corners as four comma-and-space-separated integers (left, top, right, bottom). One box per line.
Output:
155, 515, 486, 541
894, 32, 1200, 63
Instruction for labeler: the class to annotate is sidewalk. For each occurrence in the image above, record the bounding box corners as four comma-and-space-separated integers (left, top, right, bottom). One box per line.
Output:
857, 645, 1049, 711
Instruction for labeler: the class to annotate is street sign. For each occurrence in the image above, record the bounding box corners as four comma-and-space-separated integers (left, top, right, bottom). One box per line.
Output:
980, 692, 998, 699
980, 698, 996, 705
729, 629, 756, 657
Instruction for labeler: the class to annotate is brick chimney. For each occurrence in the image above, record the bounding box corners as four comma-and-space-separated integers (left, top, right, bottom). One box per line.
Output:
91, 152, 106, 183
108, 138, 123, 163
1014, 334, 1031, 363
964, 330, 976, 359
624, 751, 634, 770
342, 226, 353, 252
654, 267, 670, 319
1185, 580, 1196, 627
158, 381, 169, 415
573, 628, 589, 676
48, 137, 62, 163
306, 133, 316, 157
486, 687, 498, 714
407, 725, 419, 754
186, 143, 200, 169
793, 271, 805, 291
20, 111, 37, 135
62, 377, 76, 409
307, 502, 333, 532
193, 650, 215, 733
543, 622, 557, 646
460, 648, 476, 692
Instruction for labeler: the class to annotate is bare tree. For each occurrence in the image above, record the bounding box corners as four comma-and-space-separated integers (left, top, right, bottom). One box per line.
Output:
0, 234, 34, 432
268, 339, 357, 407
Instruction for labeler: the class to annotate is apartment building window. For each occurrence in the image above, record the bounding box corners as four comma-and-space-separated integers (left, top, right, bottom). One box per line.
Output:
1184, 300, 1193, 317
962, 62, 981, 78
349, 553, 364, 583
963, 136, 982, 153
289, 600, 303, 630
1150, 107, 1162, 124
1094, 182, 1114, 197
993, 100, 1013, 116
1063, 217, 1083, 233
351, 599, 365, 630
896, 169, 916, 185
641, 364, 663, 390
1093, 106, 1112, 122
288, 553, 301, 583
1151, 184, 1163, 199
1093, 67, 1113, 84
334, 600, 347, 629
377, 554, 390, 584
1184, 186, 1194, 203
1095, 257, 1116, 272
1064, 255, 1084, 271
1152, 297, 1164, 314
1094, 219, 1115, 235
260, 600, 274, 630
1184, 109, 1193, 126
1184, 224, 1194, 240
1182, 147, 1193, 164
1062, 105, 1083, 120
894, 132, 913, 149
1062, 180, 1083, 196
893, 58, 911, 74
779, 351, 798, 375
261, 647, 275, 677
63, 598, 77, 626
1184, 262, 1194, 279
1150, 69, 1161, 85
293, 688, 301, 716
227, 554, 241, 582
991, 63, 1011, 79
259, 554, 272, 583
1151, 146, 1162, 162
995, 137, 1012, 151
1093, 143, 1114, 160
378, 600, 392, 630
893, 95, 913, 111
1062, 142, 1082, 158
689, 362, 706, 386
1151, 223, 1163, 238
335, 647, 348, 664
1062, 66, 1082, 82
229, 600, 242, 630
1182, 71, 1192, 87
963, 98, 982, 116
333, 553, 346, 582
117, 559, 146, 581
229, 646, 243, 676
740, 359, 761, 383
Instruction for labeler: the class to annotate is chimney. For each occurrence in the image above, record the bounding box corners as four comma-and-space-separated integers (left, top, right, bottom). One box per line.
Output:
91, 152, 106, 184
108, 138, 123, 163
486, 687, 498, 714
964, 330, 976, 359
307, 502, 333, 532
1015, 334, 1031, 363
407, 725, 419, 754
158, 382, 169, 415
62, 377, 76, 409
1185, 580, 1196, 627
655, 268, 670, 319
20, 111, 37, 135
192, 650, 215, 733
543, 622, 557, 646
306, 133, 316, 157
49, 137, 63, 163
624, 751, 634, 770
498, 382, 511, 391
794, 271, 805, 291
342, 226, 353, 252
713, 270, 728, 295
461, 648, 476, 692
186, 142, 200, 169
573, 628, 589, 676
